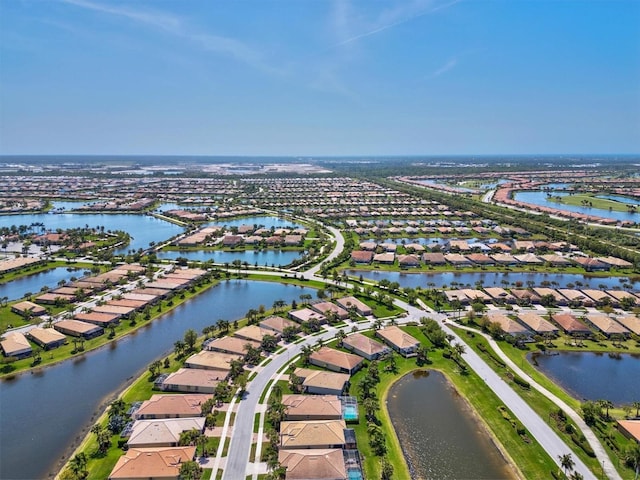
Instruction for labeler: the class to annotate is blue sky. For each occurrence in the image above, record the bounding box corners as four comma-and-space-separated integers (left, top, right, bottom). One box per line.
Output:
1, 0, 639, 155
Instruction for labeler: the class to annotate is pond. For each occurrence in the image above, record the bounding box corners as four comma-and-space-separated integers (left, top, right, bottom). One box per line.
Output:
345, 270, 635, 290
388, 370, 515, 480
0, 280, 312, 480
513, 191, 638, 223
595, 194, 639, 206
0, 210, 184, 254
156, 249, 303, 266
532, 351, 640, 405
207, 215, 303, 230
0, 266, 87, 301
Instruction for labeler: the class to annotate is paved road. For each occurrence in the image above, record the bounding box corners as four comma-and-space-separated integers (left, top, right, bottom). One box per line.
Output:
453, 323, 620, 480
302, 225, 344, 279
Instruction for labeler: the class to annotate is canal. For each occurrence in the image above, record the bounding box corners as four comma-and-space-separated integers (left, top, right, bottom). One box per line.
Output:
388, 370, 515, 479
0, 280, 312, 480
0, 266, 87, 301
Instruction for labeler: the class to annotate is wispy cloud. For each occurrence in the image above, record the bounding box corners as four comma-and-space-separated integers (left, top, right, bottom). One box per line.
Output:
60, 0, 281, 75
331, 0, 462, 48
426, 57, 458, 79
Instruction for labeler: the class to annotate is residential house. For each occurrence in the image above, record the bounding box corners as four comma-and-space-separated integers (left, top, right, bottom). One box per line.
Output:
309, 347, 364, 374
108, 446, 196, 480
375, 326, 420, 357
278, 449, 347, 480
26, 327, 66, 350
342, 333, 390, 361
54, 319, 104, 339
133, 394, 211, 420
127, 417, 205, 448
279, 420, 347, 449
282, 395, 343, 421
1, 332, 32, 359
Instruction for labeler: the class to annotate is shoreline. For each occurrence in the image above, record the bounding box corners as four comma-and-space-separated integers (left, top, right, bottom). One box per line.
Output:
384, 368, 524, 480
0, 277, 221, 380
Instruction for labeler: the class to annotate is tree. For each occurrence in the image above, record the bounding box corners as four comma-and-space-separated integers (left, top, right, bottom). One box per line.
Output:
68, 453, 88, 479
91, 423, 111, 454
633, 401, 640, 418
380, 456, 394, 480
598, 399, 614, 420
148, 359, 162, 378
416, 344, 430, 366
363, 397, 379, 422
300, 344, 313, 366
558, 453, 575, 477
183, 329, 198, 352
335, 329, 347, 346
178, 460, 203, 480
174, 340, 186, 357
282, 326, 298, 343
261, 335, 278, 353
623, 443, 640, 480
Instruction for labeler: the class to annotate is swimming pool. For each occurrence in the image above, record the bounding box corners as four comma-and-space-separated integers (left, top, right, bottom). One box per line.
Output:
343, 404, 358, 421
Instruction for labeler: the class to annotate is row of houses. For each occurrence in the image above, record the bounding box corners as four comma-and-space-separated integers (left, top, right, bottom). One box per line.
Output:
445, 287, 640, 308
486, 311, 640, 339
1, 267, 207, 360
351, 248, 632, 271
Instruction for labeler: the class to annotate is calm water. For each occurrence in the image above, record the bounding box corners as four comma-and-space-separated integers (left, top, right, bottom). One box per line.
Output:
533, 352, 640, 405
208, 215, 303, 229
346, 270, 636, 289
0, 267, 87, 301
595, 194, 639, 206
0, 207, 184, 254
0, 280, 311, 480
514, 191, 639, 222
388, 370, 514, 480
156, 249, 302, 266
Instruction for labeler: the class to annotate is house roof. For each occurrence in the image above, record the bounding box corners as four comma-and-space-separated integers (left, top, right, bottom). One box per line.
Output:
233, 325, 277, 342
517, 312, 558, 333
310, 347, 363, 371
184, 351, 239, 372
260, 316, 298, 333
376, 326, 420, 349
135, 394, 211, 419
342, 333, 389, 357
162, 368, 224, 389
128, 417, 205, 447
487, 313, 530, 335
335, 296, 372, 314
0, 332, 32, 356
616, 316, 640, 335
617, 420, 640, 443
206, 336, 260, 355
586, 315, 630, 335
54, 319, 102, 335
27, 327, 66, 346
282, 395, 342, 419
11, 300, 46, 314
551, 314, 591, 333
108, 446, 196, 479
278, 449, 347, 480
295, 369, 350, 392
280, 420, 346, 449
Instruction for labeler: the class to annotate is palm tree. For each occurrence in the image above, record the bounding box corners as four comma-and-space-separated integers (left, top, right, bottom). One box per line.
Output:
558, 453, 575, 477
633, 401, 640, 418
599, 399, 614, 420
68, 452, 88, 479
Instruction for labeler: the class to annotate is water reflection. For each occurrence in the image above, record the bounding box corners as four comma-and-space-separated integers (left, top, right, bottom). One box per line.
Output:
388, 370, 515, 480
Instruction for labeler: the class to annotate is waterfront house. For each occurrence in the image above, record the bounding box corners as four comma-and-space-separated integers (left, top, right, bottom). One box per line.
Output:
516, 312, 558, 335
260, 316, 299, 335
584, 314, 630, 338
127, 417, 205, 448
422, 252, 446, 265
282, 395, 343, 421
279, 420, 347, 449
532, 288, 568, 306
486, 313, 531, 338
342, 333, 390, 361
27, 327, 66, 349
0, 332, 32, 359
373, 252, 395, 264
581, 289, 617, 307
444, 253, 472, 267
551, 313, 592, 336
94, 304, 137, 318
160, 368, 223, 394
375, 326, 420, 357
234, 325, 281, 343
289, 308, 327, 325
54, 319, 104, 339
309, 347, 364, 374
335, 296, 372, 317
607, 290, 639, 306
278, 449, 347, 480
184, 351, 238, 374
557, 289, 592, 307
350, 250, 374, 264
397, 254, 421, 268
617, 420, 640, 444
108, 446, 196, 480
490, 253, 518, 265
460, 289, 492, 303
294, 368, 351, 396
11, 300, 46, 317
510, 289, 541, 305
572, 257, 610, 272
597, 256, 633, 269
35, 292, 75, 305
310, 302, 349, 320
482, 287, 516, 304
133, 394, 211, 419
615, 316, 640, 335
74, 312, 120, 327
205, 336, 260, 356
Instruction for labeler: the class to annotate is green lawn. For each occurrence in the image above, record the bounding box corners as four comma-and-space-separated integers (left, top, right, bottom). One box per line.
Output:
340, 327, 558, 480
550, 193, 637, 213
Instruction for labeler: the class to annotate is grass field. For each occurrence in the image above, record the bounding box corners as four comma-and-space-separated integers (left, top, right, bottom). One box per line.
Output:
551, 193, 638, 213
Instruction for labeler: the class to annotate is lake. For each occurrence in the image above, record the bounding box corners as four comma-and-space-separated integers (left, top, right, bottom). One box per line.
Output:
156, 249, 303, 266
0, 266, 88, 301
0, 280, 312, 480
533, 351, 640, 405
513, 191, 638, 223
388, 370, 515, 479
345, 269, 635, 290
